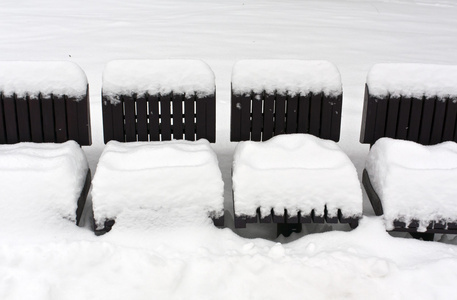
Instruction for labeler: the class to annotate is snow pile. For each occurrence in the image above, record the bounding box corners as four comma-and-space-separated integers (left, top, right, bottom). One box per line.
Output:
91, 140, 224, 229
0, 61, 88, 99
231, 60, 342, 96
367, 63, 457, 98
102, 59, 215, 103
232, 134, 362, 218
366, 138, 457, 230
0, 141, 88, 228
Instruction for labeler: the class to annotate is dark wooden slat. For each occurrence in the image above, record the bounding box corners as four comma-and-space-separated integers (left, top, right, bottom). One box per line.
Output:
111, 97, 125, 142
230, 90, 242, 142
285, 93, 298, 134
418, 97, 435, 145
443, 97, 457, 142
373, 96, 388, 142
320, 95, 333, 140
297, 93, 310, 134
161, 93, 172, 141
274, 93, 286, 136
395, 96, 411, 140
251, 92, 263, 141
285, 210, 299, 224
3, 95, 19, 144
299, 212, 312, 223
148, 94, 160, 141
360, 85, 377, 144
263, 92, 275, 141
330, 94, 342, 142
430, 96, 446, 145
172, 93, 184, 140
136, 95, 148, 141
312, 209, 325, 223
184, 95, 195, 141
65, 96, 79, 142
15, 95, 31, 142
0, 93, 6, 143
123, 95, 136, 142
259, 208, 272, 223
42, 96, 56, 143
272, 209, 286, 223
325, 206, 338, 223
206, 93, 216, 143
385, 95, 400, 139
239, 93, 251, 141
195, 94, 207, 140
101, 96, 114, 144
309, 92, 322, 138
53, 94, 68, 143
76, 87, 91, 145
407, 96, 423, 142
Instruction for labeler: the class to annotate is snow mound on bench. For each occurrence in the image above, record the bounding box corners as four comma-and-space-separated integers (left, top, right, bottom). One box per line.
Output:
0, 61, 88, 99
0, 141, 88, 227
366, 138, 457, 230
231, 60, 342, 97
232, 134, 362, 218
367, 63, 457, 99
102, 59, 215, 103
91, 139, 224, 229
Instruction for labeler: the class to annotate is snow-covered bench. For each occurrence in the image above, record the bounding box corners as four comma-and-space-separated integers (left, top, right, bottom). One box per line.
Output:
360, 63, 457, 240
231, 60, 362, 235
92, 60, 223, 234
0, 61, 92, 226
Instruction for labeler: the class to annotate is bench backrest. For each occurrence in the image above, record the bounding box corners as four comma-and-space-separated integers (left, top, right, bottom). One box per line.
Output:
360, 64, 457, 146
230, 60, 343, 142
0, 61, 91, 145
101, 60, 216, 143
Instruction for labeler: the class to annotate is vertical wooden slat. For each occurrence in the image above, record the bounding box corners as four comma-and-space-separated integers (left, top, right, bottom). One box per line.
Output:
184, 95, 195, 141
320, 95, 333, 140
148, 94, 160, 141
101, 96, 114, 144
430, 97, 446, 145
263, 92, 275, 141
330, 94, 342, 142
286, 93, 299, 134
53, 94, 68, 143
123, 95, 136, 142
309, 92, 322, 138
442, 97, 457, 142
385, 95, 399, 139
161, 93, 172, 141
396, 96, 411, 140
373, 96, 388, 142
297, 93, 310, 134
172, 93, 184, 140
360, 85, 377, 144
205, 93, 216, 143
407, 97, 423, 142
239, 93, 251, 141
76, 87, 91, 145
274, 93, 286, 136
230, 89, 242, 142
15, 95, 31, 142
111, 97, 125, 142
42, 95, 55, 143
3, 95, 19, 144
136, 94, 148, 141
418, 96, 435, 145
195, 94, 207, 140
0, 93, 6, 143
251, 92, 263, 141
65, 96, 79, 142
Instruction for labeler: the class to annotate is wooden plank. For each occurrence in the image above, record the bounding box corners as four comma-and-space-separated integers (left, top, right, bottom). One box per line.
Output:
407, 96, 423, 142
53, 94, 68, 143
184, 95, 195, 141
274, 93, 286, 136
272, 209, 286, 223
418, 97, 435, 145
172, 93, 184, 140
206, 93, 216, 143
76, 87, 91, 146
385, 95, 400, 139
373, 96, 388, 142
443, 97, 457, 142
15, 95, 32, 142
0, 93, 6, 143
41, 96, 56, 143
101, 95, 114, 144
195, 94, 207, 140
330, 94, 342, 142
136, 94, 148, 141
297, 93, 310, 134
111, 97, 125, 142
309, 92, 322, 138
360, 85, 377, 144
123, 95, 136, 142
430, 96, 446, 145
239, 93, 251, 141
3, 95, 19, 144
320, 95, 333, 140
286, 210, 299, 224
263, 92, 275, 141
285, 93, 298, 134
395, 96, 411, 140
230, 90, 242, 142
148, 94, 160, 141
161, 93, 172, 141
312, 209, 325, 223
65, 96, 80, 142
299, 211, 312, 223
251, 92, 263, 141
259, 208, 272, 223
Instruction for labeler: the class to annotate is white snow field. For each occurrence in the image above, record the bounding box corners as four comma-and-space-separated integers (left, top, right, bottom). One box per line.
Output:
1, 0, 457, 299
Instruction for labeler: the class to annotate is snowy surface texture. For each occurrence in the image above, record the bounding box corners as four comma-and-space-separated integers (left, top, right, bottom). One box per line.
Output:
92, 139, 224, 228
366, 138, 457, 231
232, 60, 342, 96
233, 134, 362, 218
0, 61, 88, 99
0, 141, 88, 227
102, 59, 215, 103
367, 63, 457, 98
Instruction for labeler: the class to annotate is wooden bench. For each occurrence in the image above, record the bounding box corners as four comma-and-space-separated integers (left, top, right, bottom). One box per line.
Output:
0, 61, 92, 225
360, 63, 457, 240
231, 60, 361, 236
94, 60, 222, 234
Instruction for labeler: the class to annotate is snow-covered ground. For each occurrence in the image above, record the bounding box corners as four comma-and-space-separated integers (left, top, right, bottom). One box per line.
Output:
1, 0, 457, 298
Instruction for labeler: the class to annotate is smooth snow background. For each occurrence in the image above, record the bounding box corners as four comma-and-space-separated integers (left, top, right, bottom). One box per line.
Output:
1, 0, 457, 299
